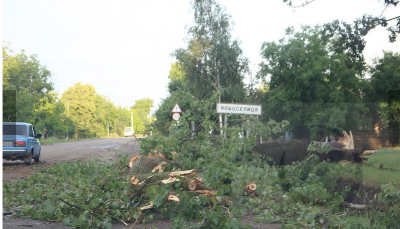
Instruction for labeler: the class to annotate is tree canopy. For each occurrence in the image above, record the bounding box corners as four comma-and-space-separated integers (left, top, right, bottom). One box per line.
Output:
258, 26, 367, 138
173, 0, 248, 102
3, 44, 53, 123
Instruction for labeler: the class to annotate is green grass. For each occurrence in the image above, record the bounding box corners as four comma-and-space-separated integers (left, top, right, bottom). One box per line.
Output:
40, 137, 98, 145
341, 148, 400, 187
365, 148, 400, 170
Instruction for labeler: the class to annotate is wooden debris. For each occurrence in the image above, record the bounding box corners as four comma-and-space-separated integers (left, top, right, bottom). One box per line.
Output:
245, 182, 259, 197
187, 179, 197, 191
130, 175, 139, 185
169, 169, 196, 177
167, 195, 180, 202
245, 182, 257, 194
192, 190, 216, 196
152, 161, 167, 173
337, 130, 354, 149
171, 151, 179, 159
130, 156, 156, 174
363, 150, 377, 155
139, 175, 154, 186
148, 149, 165, 158
129, 155, 141, 168
161, 177, 180, 184
139, 202, 153, 211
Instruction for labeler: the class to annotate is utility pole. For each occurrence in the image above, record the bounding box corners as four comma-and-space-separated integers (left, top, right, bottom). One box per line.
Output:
67, 100, 70, 140
107, 122, 109, 137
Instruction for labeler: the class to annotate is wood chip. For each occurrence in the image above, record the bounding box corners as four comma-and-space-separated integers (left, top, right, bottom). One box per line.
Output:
194, 190, 216, 196
169, 169, 196, 177
152, 161, 167, 173
139, 202, 153, 211
167, 195, 180, 202
161, 177, 180, 184
130, 175, 140, 185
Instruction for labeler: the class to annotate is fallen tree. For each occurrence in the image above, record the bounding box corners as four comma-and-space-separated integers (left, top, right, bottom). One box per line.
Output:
251, 130, 376, 165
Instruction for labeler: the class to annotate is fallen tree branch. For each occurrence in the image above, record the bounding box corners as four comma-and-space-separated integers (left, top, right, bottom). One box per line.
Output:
59, 198, 128, 226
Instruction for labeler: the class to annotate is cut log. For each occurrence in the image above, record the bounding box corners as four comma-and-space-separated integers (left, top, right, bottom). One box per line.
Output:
130, 156, 182, 174
161, 177, 199, 191
130, 156, 156, 174
169, 169, 196, 177
245, 182, 257, 194
129, 155, 141, 168
180, 179, 197, 191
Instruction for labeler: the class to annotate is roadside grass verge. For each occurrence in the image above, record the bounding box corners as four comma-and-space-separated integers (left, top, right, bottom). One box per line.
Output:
43, 137, 99, 145
341, 148, 400, 187
366, 148, 400, 170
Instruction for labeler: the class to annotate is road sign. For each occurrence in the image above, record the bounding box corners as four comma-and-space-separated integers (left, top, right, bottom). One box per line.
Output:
171, 103, 182, 113
172, 113, 180, 121
216, 103, 262, 116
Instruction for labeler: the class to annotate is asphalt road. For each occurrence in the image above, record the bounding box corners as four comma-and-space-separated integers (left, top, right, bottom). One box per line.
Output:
3, 137, 140, 182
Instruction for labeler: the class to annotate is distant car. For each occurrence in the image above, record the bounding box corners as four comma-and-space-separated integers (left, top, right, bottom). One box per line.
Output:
124, 127, 134, 137
3, 122, 42, 165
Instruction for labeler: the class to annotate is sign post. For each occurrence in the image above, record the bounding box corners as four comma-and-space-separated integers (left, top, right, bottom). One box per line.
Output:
216, 103, 262, 139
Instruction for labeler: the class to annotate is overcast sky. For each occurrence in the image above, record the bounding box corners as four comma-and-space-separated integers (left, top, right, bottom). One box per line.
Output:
3, 0, 400, 112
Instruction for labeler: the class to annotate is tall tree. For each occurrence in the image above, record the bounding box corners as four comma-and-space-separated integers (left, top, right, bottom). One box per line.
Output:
34, 92, 75, 138
173, 0, 249, 102
61, 83, 97, 138
368, 52, 400, 143
167, 62, 187, 93
131, 98, 154, 134
3, 44, 53, 123
258, 26, 367, 139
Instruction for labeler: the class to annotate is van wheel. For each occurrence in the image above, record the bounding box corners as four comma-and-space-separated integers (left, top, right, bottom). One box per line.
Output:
34, 151, 41, 163
24, 152, 33, 165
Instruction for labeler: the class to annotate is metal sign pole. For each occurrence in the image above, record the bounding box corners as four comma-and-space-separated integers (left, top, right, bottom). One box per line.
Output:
224, 114, 227, 138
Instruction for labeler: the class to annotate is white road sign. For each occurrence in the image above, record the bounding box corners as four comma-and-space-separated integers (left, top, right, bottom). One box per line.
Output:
216, 103, 262, 116
171, 103, 182, 113
172, 113, 180, 121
